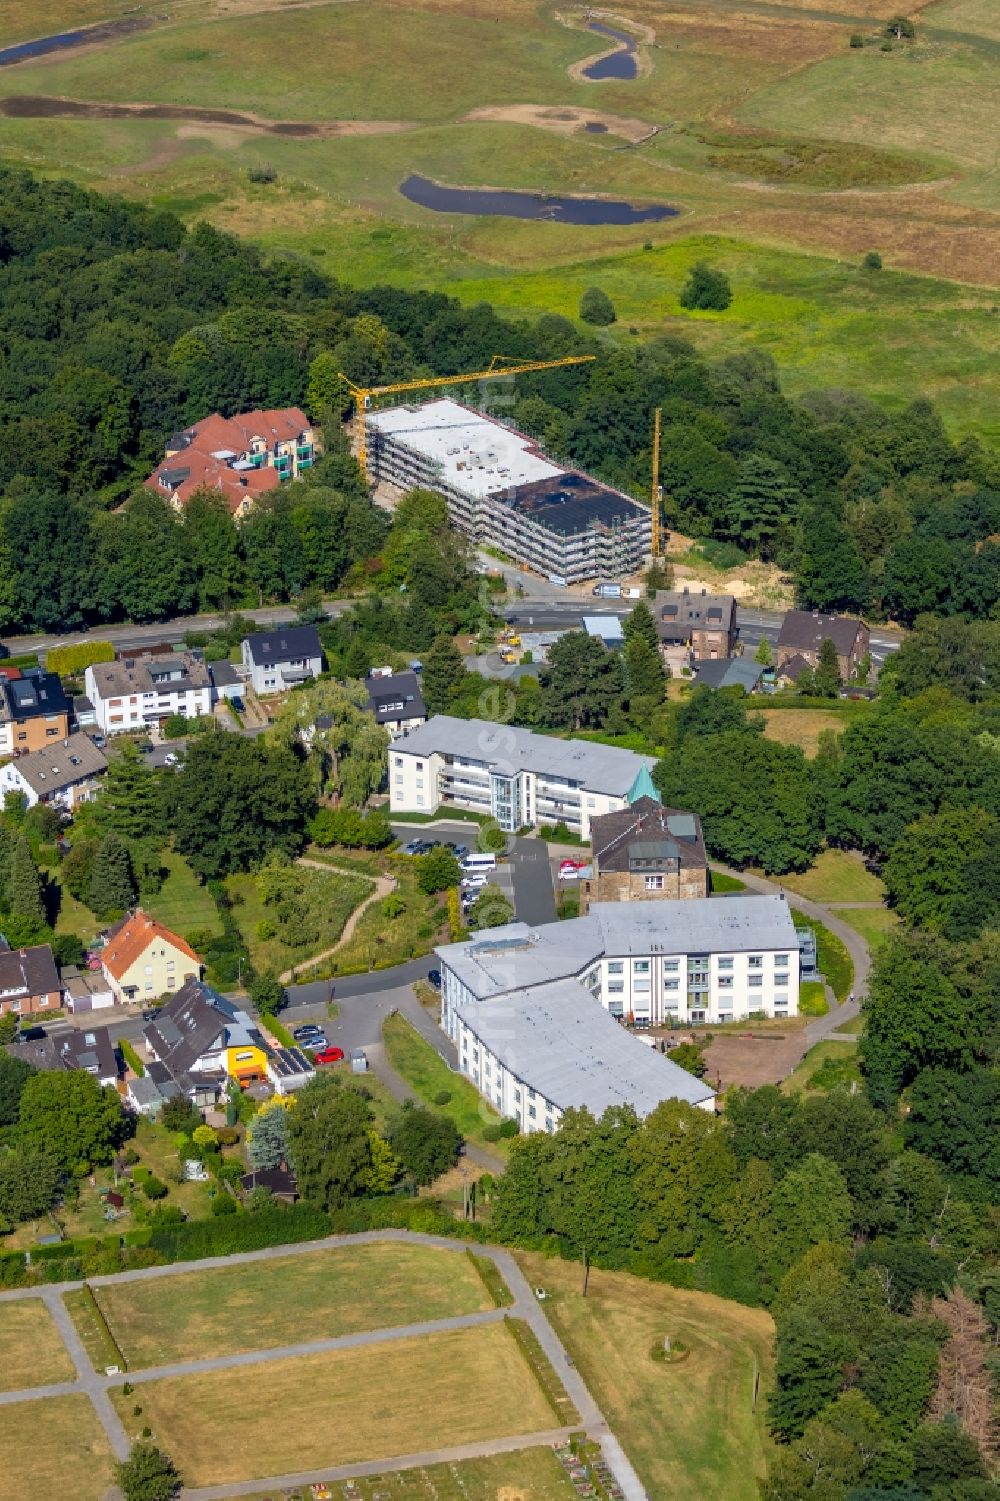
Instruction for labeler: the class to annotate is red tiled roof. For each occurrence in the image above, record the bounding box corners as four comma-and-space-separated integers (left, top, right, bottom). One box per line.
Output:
147, 406, 311, 514
102, 910, 200, 982
146, 452, 280, 514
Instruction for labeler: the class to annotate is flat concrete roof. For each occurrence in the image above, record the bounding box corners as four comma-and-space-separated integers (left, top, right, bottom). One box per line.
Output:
368, 399, 561, 499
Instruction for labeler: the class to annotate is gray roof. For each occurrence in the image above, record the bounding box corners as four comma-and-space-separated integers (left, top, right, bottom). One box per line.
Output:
365, 670, 426, 725
5, 732, 107, 795
13, 1026, 117, 1084
654, 590, 734, 640
778, 610, 865, 656
591, 797, 706, 875
0, 941, 60, 1001
453, 979, 715, 1115
90, 653, 210, 698
395, 715, 655, 796
244, 626, 322, 667
143, 979, 265, 1087
693, 658, 763, 693
127, 1075, 164, 1108
209, 659, 241, 687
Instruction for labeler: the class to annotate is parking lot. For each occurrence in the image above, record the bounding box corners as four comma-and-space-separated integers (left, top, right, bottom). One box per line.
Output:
391, 821, 557, 928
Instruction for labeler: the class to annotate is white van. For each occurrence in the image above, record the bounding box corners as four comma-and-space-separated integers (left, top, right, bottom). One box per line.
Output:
461, 852, 497, 873
461, 872, 489, 890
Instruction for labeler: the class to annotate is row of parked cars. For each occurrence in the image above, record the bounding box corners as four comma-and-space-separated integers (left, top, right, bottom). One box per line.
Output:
400, 837, 470, 859
290, 1023, 344, 1066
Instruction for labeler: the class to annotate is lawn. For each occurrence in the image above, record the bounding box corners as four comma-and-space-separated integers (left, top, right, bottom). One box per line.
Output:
383, 1014, 507, 1154
780, 849, 886, 904
233, 1446, 582, 1501
114, 1322, 555, 1486
757, 708, 854, 758
833, 905, 899, 953
93, 1241, 491, 1367
798, 980, 828, 1018
52, 871, 101, 946
146, 849, 222, 941
0, 1393, 116, 1501
796, 915, 854, 1002
515, 1251, 775, 1501
226, 864, 370, 975
782, 1039, 861, 1095
710, 868, 746, 894
0, 1299, 75, 1390
331, 858, 444, 977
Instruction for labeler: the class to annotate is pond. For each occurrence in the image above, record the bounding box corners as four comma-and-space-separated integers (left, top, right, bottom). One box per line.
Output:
0, 18, 150, 67
583, 21, 638, 81
400, 175, 678, 225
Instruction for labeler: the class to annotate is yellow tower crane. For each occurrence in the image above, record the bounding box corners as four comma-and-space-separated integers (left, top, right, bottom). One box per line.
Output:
340, 354, 596, 483
650, 406, 663, 558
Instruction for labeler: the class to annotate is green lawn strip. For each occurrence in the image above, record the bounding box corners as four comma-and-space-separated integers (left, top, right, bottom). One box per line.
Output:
467, 1249, 515, 1308
92, 1240, 492, 1368
829, 904, 899, 953
52, 870, 102, 945
146, 850, 223, 940
504, 1315, 580, 1427
120, 1039, 145, 1076
796, 915, 854, 1002
710, 868, 747, 894
782, 1039, 861, 1095
797, 980, 828, 1018
834, 1014, 866, 1036
64, 1286, 128, 1375
382, 1013, 508, 1154
779, 849, 885, 904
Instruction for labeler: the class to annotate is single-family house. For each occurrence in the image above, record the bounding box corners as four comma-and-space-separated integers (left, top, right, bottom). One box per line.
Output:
776, 610, 870, 684
581, 796, 709, 912
142, 980, 271, 1106
0, 732, 107, 811
364, 668, 426, 740
266, 1047, 316, 1095
101, 911, 202, 1005
241, 626, 323, 696
85, 652, 212, 736
240, 1164, 299, 1204
15, 1027, 118, 1088
691, 658, 764, 695
146, 407, 317, 518
652, 589, 736, 673
0, 940, 62, 1018
209, 659, 244, 703
0, 672, 71, 759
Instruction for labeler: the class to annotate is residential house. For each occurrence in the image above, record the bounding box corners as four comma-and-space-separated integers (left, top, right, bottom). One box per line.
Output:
0, 732, 107, 811
776, 610, 870, 683
388, 714, 658, 839
266, 1047, 316, 1095
240, 1165, 299, 1203
142, 980, 271, 1107
691, 658, 764, 694
0, 672, 71, 758
126, 1074, 168, 1119
209, 659, 243, 703
581, 796, 708, 912
364, 668, 426, 740
653, 589, 736, 674
15, 1027, 118, 1088
61, 965, 115, 1014
146, 407, 317, 518
241, 626, 323, 696
101, 911, 201, 1005
0, 941, 62, 1019
85, 652, 212, 736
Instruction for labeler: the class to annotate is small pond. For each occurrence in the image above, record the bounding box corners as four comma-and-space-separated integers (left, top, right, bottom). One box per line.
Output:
400, 174, 677, 225
583, 21, 638, 81
0, 18, 149, 67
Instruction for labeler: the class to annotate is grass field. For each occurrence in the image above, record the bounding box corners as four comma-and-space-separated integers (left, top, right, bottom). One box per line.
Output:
94, 1241, 491, 1367
0, 1299, 75, 1390
146, 849, 222, 940
798, 979, 829, 1018
515, 1252, 774, 1501
0, 0, 998, 438
226, 864, 370, 974
331, 858, 444, 977
382, 1013, 507, 1153
831, 904, 899, 952
796, 915, 854, 1002
757, 708, 852, 758
782, 1038, 861, 1094
779, 849, 886, 904
114, 1322, 555, 1486
0, 1393, 116, 1501
228, 1446, 582, 1501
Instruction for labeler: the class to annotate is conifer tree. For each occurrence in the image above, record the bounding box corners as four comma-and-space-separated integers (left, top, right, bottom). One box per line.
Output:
9, 835, 45, 925
88, 831, 137, 918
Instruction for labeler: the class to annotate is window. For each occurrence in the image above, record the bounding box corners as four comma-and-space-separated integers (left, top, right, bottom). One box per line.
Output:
528, 1105, 536, 1120
514, 1088, 521, 1104
664, 959, 679, 972
775, 954, 789, 966
608, 981, 624, 993
718, 957, 734, 970
749, 975, 763, 988
748, 955, 763, 969
664, 978, 679, 991
718, 975, 733, 989
235, 1051, 255, 1062
607, 961, 624, 975
644, 875, 663, 891
633, 960, 650, 975
394, 756, 404, 768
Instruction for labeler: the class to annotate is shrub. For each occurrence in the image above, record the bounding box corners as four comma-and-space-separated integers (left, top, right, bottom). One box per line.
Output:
141, 1176, 168, 1200
482, 1124, 502, 1143
863, 249, 883, 270
46, 641, 114, 675
679, 261, 732, 311
247, 163, 277, 184
256, 919, 276, 941
434, 1089, 453, 1106
210, 1193, 238, 1216
498, 1118, 519, 1138
215, 1126, 240, 1147
579, 286, 616, 326
849, 32, 863, 46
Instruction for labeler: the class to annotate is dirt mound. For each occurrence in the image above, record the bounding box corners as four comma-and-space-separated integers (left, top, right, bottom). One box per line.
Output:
464, 102, 656, 144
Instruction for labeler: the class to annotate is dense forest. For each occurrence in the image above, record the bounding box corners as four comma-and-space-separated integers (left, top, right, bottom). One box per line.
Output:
1, 167, 999, 633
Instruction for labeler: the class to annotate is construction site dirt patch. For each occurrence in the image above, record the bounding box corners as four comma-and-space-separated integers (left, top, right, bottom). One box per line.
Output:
464, 103, 657, 144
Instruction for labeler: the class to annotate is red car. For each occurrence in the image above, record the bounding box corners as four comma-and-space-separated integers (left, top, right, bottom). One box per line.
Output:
313, 1046, 345, 1065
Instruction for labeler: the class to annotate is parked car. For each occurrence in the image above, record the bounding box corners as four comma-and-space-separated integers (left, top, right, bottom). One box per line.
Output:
427, 969, 442, 989
13, 1026, 46, 1044
313, 1046, 345, 1065
293, 1025, 326, 1043
402, 839, 425, 857
452, 845, 470, 860
461, 874, 488, 890
559, 858, 588, 871
231, 696, 244, 713
163, 752, 178, 766
138, 741, 154, 754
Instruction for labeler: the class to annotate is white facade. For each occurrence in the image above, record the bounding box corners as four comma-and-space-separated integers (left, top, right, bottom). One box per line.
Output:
241, 628, 323, 696
85, 656, 212, 735
388, 715, 656, 839
435, 897, 801, 1133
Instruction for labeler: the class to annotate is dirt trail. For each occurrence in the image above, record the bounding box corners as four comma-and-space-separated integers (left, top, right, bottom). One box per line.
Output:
277, 858, 396, 984
0, 94, 412, 136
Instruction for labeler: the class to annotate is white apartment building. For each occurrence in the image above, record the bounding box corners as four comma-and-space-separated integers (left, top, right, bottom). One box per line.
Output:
388, 715, 657, 839
85, 653, 212, 735
435, 897, 801, 1132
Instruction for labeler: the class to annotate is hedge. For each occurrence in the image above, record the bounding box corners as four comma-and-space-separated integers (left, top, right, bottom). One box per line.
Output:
120, 1039, 145, 1077
149, 1204, 332, 1262
45, 641, 114, 675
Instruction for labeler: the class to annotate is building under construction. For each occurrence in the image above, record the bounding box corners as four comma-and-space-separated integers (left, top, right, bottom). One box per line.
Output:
366, 398, 650, 583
